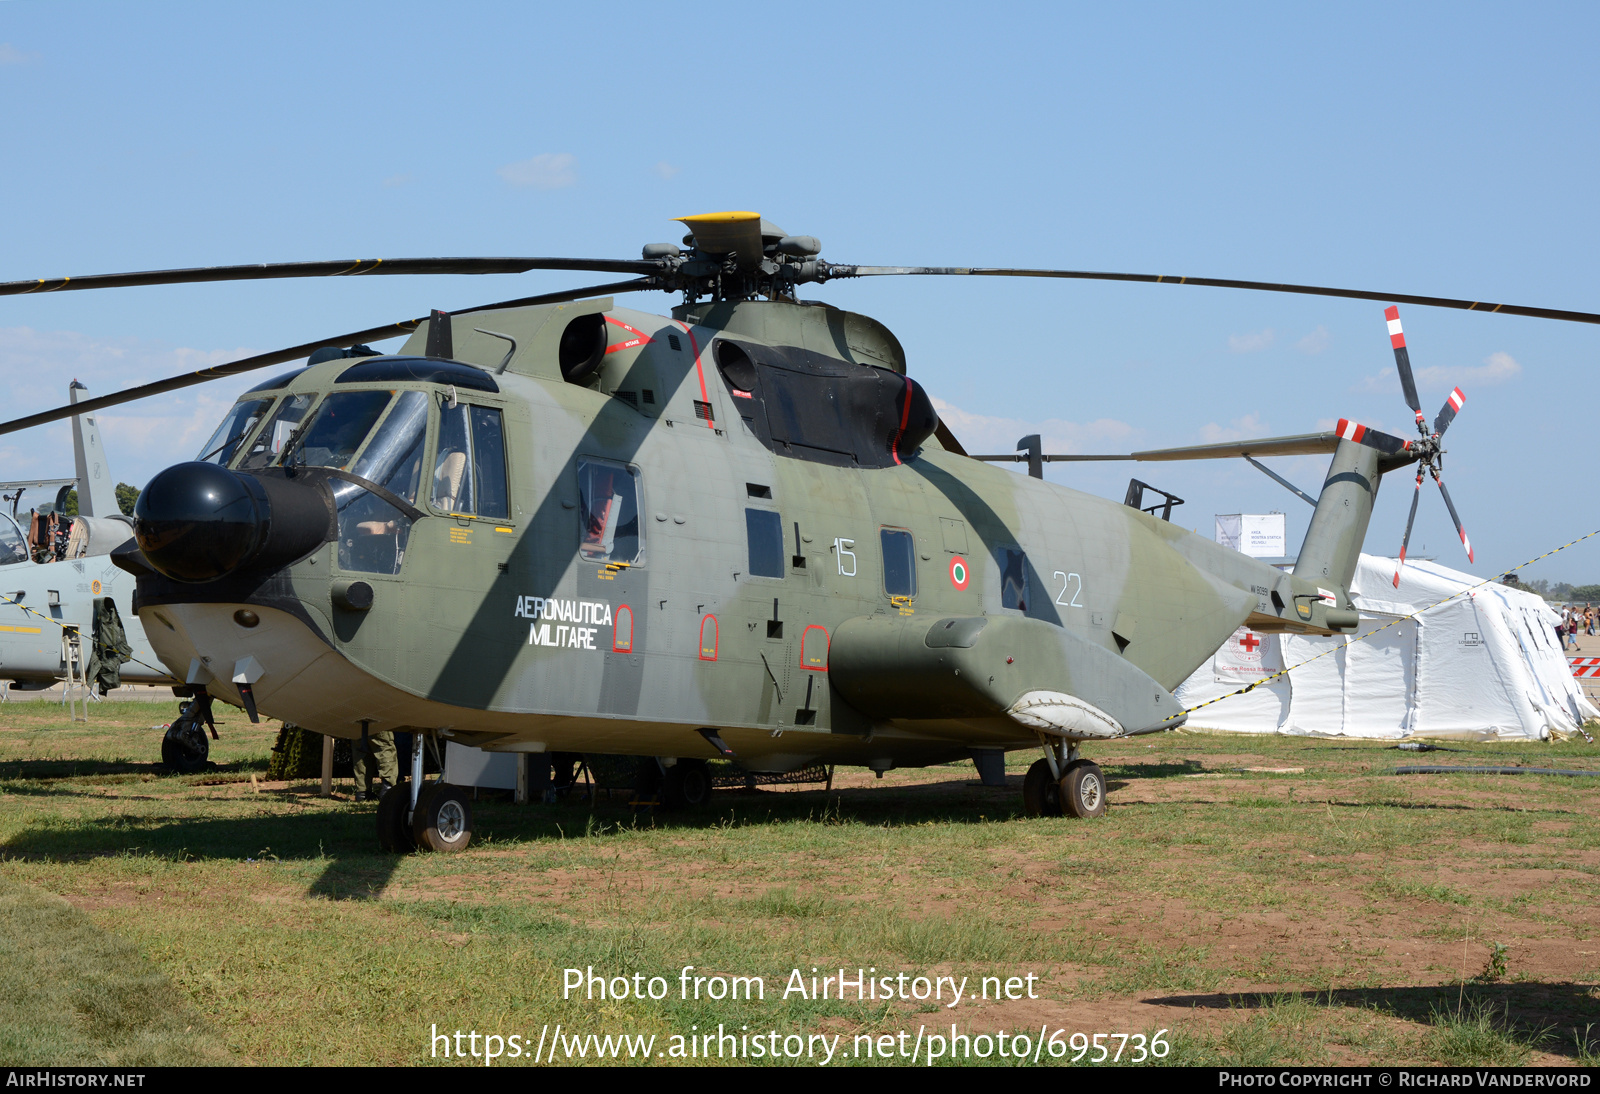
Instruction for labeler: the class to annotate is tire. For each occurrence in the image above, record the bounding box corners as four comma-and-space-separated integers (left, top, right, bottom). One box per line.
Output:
160, 718, 210, 773
1022, 758, 1062, 817
377, 781, 416, 853
1060, 760, 1107, 819
660, 759, 713, 810
411, 782, 473, 853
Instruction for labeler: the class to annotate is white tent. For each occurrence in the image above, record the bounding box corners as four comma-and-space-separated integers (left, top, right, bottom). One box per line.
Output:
1176, 554, 1599, 740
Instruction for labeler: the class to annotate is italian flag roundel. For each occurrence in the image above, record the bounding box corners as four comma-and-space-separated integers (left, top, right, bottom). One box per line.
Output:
949, 555, 970, 590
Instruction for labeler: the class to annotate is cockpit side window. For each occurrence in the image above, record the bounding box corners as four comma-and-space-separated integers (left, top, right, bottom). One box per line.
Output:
335, 391, 430, 577
196, 398, 272, 466
239, 393, 315, 469
428, 402, 509, 519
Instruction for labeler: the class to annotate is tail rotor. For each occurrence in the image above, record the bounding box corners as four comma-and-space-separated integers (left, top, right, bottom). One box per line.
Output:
1329, 307, 1474, 586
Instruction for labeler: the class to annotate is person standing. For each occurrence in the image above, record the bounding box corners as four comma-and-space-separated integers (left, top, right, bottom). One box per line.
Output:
353, 725, 397, 801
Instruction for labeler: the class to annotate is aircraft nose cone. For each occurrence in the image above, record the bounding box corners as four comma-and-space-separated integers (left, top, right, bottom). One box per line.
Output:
133, 462, 267, 583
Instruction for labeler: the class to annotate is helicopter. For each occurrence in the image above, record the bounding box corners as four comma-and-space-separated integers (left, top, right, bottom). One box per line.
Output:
5, 211, 1594, 853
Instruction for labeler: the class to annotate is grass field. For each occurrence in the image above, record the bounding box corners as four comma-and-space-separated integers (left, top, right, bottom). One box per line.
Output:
1, 699, 1597, 1067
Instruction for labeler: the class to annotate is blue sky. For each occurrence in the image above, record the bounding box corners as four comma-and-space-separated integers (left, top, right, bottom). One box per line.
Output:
3, 1, 1597, 583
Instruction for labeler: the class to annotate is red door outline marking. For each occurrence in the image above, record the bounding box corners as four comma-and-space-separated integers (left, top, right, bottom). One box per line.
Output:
799, 624, 830, 671
613, 604, 634, 653
698, 614, 719, 661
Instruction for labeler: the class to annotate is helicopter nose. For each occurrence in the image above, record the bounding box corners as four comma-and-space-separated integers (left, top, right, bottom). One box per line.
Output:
134, 462, 267, 582
133, 462, 331, 583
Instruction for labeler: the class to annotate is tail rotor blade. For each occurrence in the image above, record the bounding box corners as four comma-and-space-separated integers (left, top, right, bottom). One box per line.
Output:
1433, 386, 1465, 437
1430, 468, 1475, 564
1335, 418, 1413, 457
1384, 306, 1425, 427
1393, 469, 1425, 587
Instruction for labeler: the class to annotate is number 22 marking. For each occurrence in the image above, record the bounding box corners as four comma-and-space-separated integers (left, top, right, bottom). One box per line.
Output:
1054, 570, 1083, 608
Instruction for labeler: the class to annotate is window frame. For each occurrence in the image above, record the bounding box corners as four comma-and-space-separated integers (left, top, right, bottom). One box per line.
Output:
879, 526, 918, 600
425, 395, 515, 525
574, 455, 646, 567
743, 506, 786, 580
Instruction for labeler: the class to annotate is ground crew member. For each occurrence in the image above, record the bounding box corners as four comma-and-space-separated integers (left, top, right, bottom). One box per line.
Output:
353, 725, 398, 801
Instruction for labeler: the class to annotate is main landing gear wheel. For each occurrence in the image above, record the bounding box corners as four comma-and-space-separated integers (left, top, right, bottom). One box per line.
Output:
1023, 758, 1062, 818
411, 782, 473, 853
660, 759, 713, 810
160, 718, 209, 773
1060, 760, 1107, 819
377, 781, 416, 854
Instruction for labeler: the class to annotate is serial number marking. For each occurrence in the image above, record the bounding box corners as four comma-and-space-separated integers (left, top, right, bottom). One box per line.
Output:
834, 538, 856, 577
1053, 570, 1083, 608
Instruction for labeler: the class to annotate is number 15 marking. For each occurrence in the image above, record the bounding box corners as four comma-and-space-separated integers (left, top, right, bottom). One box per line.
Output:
1054, 570, 1083, 607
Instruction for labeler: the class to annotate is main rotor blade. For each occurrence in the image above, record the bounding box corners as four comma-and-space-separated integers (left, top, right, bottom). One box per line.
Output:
1384, 306, 1424, 424
0, 278, 658, 438
829, 266, 1600, 326
0, 257, 660, 298
1434, 386, 1465, 437
1430, 467, 1475, 564
1394, 468, 1425, 588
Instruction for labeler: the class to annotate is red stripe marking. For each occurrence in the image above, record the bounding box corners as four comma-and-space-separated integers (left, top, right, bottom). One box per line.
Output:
1384, 306, 1399, 321
1448, 387, 1465, 410
672, 320, 714, 429
603, 316, 654, 355
890, 376, 914, 465
1391, 332, 1406, 349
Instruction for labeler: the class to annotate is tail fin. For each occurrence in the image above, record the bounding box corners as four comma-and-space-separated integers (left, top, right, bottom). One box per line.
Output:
69, 382, 119, 518
1296, 438, 1381, 591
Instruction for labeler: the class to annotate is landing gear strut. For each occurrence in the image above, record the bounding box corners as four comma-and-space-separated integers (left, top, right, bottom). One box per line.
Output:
160, 694, 216, 773
376, 731, 474, 854
1022, 736, 1106, 819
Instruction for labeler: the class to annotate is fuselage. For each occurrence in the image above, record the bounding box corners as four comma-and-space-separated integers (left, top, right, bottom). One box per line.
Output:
131, 297, 1338, 771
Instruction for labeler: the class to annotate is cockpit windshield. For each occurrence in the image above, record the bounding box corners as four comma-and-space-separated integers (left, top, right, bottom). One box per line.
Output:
347, 390, 428, 503
196, 398, 273, 466
281, 391, 393, 471
238, 393, 315, 469
0, 515, 28, 566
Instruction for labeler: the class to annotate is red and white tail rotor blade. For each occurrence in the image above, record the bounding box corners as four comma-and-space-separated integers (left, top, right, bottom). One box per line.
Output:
1384, 305, 1426, 430
1433, 386, 1465, 437
1336, 418, 1413, 456
1429, 467, 1474, 564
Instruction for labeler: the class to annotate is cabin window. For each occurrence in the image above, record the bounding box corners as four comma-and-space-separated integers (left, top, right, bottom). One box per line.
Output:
430, 403, 509, 519
746, 509, 785, 578
197, 398, 272, 466
238, 393, 314, 469
577, 458, 643, 564
881, 528, 917, 598
1001, 548, 1028, 611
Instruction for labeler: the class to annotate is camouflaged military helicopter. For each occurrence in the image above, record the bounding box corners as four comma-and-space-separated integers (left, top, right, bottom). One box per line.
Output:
5, 211, 1596, 852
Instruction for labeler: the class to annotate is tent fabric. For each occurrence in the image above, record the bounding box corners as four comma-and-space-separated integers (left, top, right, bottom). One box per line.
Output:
1176, 554, 1599, 740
